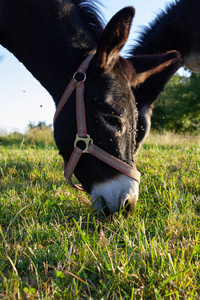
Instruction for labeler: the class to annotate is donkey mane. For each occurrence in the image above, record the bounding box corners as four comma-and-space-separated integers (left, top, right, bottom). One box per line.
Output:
58, 0, 105, 51
132, 0, 182, 55
72, 0, 104, 38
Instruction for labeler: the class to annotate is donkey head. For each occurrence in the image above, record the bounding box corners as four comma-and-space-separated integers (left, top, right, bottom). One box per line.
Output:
54, 7, 180, 215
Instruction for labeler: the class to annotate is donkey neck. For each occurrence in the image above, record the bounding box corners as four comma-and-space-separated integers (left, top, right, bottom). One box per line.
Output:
132, 0, 198, 71
0, 0, 103, 105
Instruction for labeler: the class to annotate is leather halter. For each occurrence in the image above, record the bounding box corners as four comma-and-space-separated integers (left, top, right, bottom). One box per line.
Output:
54, 54, 141, 191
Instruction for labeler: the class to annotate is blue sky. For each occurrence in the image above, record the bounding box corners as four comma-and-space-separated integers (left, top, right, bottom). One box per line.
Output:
0, 0, 174, 133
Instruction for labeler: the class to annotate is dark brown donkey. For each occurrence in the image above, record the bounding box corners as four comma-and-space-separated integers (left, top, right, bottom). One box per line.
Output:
0, 0, 180, 215
129, 0, 200, 153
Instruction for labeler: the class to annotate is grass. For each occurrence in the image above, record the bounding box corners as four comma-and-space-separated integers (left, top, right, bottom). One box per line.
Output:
0, 131, 199, 299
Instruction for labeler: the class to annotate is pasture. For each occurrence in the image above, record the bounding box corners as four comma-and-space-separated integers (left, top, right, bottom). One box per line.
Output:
0, 132, 199, 299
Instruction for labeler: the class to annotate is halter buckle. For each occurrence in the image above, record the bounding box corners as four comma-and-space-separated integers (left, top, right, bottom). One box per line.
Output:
74, 134, 93, 153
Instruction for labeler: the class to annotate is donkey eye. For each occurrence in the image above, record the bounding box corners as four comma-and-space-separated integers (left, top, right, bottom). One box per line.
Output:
101, 114, 125, 133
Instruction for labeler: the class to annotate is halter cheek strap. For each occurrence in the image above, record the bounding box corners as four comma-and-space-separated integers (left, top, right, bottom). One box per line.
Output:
54, 54, 140, 191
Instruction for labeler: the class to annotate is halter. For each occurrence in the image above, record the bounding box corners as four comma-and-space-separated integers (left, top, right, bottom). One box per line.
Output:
54, 54, 141, 191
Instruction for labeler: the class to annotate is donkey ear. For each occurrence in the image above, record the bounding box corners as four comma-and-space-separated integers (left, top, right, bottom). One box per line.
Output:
129, 51, 181, 87
96, 7, 135, 72
129, 51, 181, 109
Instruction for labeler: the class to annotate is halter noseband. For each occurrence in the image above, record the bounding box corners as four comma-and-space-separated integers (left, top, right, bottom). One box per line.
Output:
54, 54, 140, 191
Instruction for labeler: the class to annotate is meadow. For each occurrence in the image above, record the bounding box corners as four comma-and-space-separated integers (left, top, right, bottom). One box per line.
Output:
0, 130, 199, 299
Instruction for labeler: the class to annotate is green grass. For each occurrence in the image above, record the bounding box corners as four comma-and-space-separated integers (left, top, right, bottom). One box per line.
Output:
0, 132, 199, 299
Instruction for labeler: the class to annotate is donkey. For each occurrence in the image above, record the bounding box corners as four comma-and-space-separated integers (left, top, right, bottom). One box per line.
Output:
0, 0, 180, 215
129, 0, 200, 152
133, 0, 200, 72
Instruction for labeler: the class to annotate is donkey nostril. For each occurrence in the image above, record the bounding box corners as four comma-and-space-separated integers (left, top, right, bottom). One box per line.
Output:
122, 199, 134, 215
99, 197, 111, 217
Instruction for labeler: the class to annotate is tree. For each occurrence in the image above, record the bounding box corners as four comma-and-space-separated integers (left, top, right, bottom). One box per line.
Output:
28, 121, 52, 130
152, 72, 200, 134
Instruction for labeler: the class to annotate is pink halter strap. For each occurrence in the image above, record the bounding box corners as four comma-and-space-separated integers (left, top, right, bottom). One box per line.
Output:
54, 54, 140, 191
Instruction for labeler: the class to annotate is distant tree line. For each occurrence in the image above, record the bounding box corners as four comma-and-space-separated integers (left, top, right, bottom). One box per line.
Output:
28, 121, 52, 130
151, 72, 200, 134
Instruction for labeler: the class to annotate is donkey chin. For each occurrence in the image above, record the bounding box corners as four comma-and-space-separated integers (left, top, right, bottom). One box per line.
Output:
90, 174, 139, 216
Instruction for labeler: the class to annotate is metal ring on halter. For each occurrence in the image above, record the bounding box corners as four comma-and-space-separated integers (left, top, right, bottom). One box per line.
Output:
73, 71, 87, 82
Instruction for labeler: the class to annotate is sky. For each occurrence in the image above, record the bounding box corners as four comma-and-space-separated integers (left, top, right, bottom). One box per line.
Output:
0, 0, 176, 133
